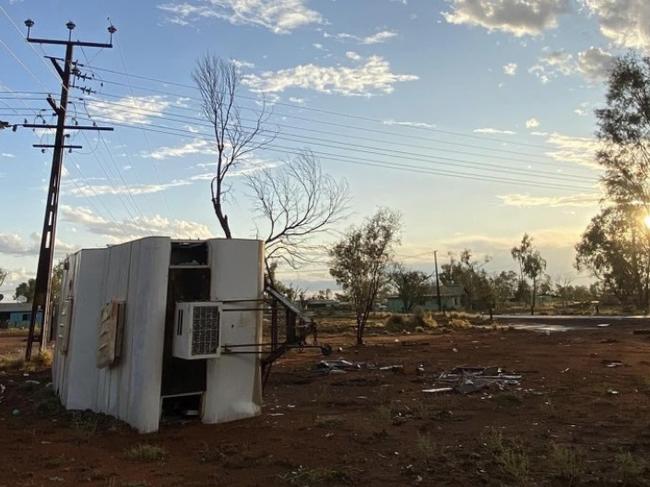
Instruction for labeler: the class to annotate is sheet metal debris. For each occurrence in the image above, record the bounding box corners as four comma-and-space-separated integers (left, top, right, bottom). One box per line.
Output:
426, 366, 523, 395
313, 359, 362, 375
602, 359, 623, 368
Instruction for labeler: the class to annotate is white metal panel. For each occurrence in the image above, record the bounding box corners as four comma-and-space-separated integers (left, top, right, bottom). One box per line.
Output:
61, 248, 108, 411
123, 237, 170, 432
202, 239, 264, 424
51, 237, 170, 433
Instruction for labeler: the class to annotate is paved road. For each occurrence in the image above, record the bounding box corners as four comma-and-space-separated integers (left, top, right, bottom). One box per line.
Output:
491, 314, 650, 332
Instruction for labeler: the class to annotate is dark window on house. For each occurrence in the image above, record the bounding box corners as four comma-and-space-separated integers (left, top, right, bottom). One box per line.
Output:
22, 313, 30, 321
170, 242, 208, 266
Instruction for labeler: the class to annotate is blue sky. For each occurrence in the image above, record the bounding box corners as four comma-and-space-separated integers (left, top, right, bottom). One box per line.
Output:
1, 0, 647, 296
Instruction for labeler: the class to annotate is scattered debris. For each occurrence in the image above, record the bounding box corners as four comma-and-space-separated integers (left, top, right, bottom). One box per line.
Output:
602, 360, 624, 368
379, 365, 404, 373
422, 387, 453, 394
597, 323, 611, 328
561, 368, 570, 374
313, 359, 361, 375
429, 366, 523, 395
416, 365, 425, 376
11, 408, 20, 416
607, 388, 620, 395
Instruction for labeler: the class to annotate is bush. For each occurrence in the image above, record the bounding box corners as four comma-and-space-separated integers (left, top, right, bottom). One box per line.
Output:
384, 310, 437, 333
124, 444, 167, 462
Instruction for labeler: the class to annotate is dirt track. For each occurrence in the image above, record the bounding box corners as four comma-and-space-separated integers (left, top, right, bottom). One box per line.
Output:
2, 324, 650, 486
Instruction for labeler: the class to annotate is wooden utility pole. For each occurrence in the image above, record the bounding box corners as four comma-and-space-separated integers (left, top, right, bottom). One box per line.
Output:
23, 19, 115, 360
434, 250, 442, 313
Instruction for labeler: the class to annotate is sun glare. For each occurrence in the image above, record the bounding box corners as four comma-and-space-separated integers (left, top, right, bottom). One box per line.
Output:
644, 215, 650, 229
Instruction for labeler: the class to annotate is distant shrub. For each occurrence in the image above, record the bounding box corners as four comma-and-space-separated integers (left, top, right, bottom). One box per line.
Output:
384, 310, 437, 333
124, 444, 167, 462
448, 318, 471, 329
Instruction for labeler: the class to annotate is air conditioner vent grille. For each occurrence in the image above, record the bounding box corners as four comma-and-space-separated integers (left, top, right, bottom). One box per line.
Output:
191, 306, 220, 356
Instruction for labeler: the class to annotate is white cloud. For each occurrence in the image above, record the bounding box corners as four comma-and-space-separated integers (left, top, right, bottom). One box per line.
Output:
525, 117, 540, 129
324, 30, 398, 45
497, 192, 600, 207
574, 101, 590, 116
503, 62, 518, 76
86, 96, 170, 125
1, 153, 15, 158
0, 233, 76, 256
61, 205, 212, 242
0, 234, 34, 256
242, 55, 418, 96
142, 139, 216, 160
231, 59, 255, 70
362, 30, 398, 44
68, 180, 192, 197
158, 0, 323, 34
530, 46, 614, 83
582, 0, 650, 52
544, 132, 602, 169
473, 127, 516, 135
441, 227, 581, 251
576, 46, 615, 80
442, 0, 570, 37
346, 51, 362, 61
383, 119, 437, 129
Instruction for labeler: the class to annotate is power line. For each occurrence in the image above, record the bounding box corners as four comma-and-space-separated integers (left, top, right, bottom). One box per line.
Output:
62, 116, 594, 191
1, 90, 595, 172
61, 113, 596, 189
79, 62, 557, 151
33, 94, 595, 176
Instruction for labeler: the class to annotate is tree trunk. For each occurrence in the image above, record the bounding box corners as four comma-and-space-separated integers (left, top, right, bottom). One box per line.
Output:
213, 199, 232, 239
530, 278, 536, 315
356, 320, 364, 345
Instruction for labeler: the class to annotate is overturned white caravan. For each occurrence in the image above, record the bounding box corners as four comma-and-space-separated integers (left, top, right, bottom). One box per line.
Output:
51, 237, 265, 433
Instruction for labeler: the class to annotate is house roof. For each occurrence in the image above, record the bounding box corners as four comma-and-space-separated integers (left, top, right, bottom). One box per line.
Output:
387, 286, 465, 299
0, 302, 32, 313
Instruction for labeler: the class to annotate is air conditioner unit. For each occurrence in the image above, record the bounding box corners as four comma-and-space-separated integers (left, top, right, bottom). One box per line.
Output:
173, 302, 222, 360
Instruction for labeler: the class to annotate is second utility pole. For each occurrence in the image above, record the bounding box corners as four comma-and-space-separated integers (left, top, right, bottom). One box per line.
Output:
434, 250, 442, 314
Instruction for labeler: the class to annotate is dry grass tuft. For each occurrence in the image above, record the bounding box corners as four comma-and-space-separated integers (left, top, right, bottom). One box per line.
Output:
124, 444, 167, 462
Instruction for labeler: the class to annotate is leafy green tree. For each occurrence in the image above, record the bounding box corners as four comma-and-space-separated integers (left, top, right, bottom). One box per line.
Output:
485, 270, 518, 316
524, 250, 547, 315
329, 208, 400, 344
50, 261, 64, 305
14, 278, 36, 302
0, 268, 6, 302
389, 263, 431, 312
576, 55, 650, 310
511, 234, 547, 315
440, 249, 490, 310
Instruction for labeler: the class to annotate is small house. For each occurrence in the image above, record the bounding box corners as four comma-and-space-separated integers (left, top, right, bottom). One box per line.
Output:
386, 286, 465, 313
0, 303, 41, 329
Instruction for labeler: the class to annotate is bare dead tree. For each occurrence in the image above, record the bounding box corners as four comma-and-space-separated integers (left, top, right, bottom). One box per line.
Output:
193, 54, 273, 238
246, 150, 349, 283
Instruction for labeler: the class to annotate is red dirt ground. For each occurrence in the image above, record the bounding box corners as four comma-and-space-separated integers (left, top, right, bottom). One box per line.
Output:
2, 324, 650, 486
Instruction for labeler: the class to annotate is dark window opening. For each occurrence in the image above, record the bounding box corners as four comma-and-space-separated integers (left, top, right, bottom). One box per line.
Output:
161, 393, 202, 422
170, 242, 208, 266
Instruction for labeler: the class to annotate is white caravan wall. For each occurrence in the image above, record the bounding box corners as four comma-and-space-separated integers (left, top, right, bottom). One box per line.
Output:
52, 237, 170, 433
202, 238, 264, 424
